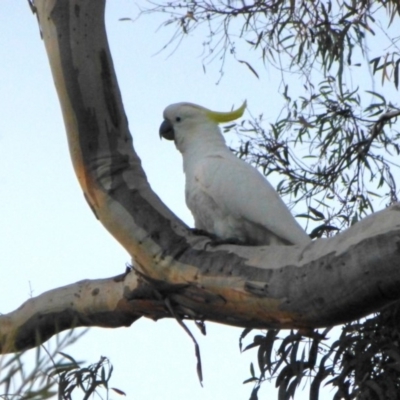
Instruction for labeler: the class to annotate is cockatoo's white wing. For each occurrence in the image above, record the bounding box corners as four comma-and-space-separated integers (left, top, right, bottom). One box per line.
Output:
190, 152, 310, 245
160, 100, 310, 246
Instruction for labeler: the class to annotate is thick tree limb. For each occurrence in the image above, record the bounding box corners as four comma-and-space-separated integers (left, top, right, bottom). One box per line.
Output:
2, 0, 400, 354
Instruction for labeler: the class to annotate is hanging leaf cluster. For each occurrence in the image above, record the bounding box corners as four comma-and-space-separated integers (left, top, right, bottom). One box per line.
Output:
241, 303, 400, 400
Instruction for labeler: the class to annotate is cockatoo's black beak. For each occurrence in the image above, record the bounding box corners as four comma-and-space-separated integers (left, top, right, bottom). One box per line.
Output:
159, 120, 175, 140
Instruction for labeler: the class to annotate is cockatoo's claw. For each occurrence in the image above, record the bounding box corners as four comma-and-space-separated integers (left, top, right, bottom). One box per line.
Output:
190, 229, 245, 249
190, 228, 219, 240
205, 237, 245, 248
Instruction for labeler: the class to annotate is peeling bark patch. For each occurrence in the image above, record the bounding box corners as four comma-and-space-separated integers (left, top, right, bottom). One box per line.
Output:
92, 288, 100, 296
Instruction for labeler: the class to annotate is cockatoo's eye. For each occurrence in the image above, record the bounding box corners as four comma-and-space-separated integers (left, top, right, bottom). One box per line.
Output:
175, 116, 181, 122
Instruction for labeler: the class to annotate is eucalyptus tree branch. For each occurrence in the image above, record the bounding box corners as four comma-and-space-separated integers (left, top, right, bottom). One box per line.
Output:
3, 0, 400, 355
2, 200, 400, 355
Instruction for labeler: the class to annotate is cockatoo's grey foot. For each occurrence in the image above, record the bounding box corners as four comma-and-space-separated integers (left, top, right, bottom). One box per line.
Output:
205, 237, 245, 247
190, 228, 245, 248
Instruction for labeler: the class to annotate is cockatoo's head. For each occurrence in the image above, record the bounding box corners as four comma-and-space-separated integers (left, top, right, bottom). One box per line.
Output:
159, 101, 246, 151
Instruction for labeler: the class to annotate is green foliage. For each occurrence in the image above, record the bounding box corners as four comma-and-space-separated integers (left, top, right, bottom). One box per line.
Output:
143, 0, 400, 399
0, 330, 125, 400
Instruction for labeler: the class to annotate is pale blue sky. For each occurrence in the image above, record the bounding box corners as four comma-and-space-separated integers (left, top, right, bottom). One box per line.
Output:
1, 1, 398, 400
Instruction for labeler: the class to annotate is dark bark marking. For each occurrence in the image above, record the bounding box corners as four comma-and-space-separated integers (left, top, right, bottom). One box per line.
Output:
74, 4, 80, 18
100, 49, 120, 128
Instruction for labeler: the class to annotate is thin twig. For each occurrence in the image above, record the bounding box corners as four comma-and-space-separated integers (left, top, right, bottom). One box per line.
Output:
164, 297, 203, 386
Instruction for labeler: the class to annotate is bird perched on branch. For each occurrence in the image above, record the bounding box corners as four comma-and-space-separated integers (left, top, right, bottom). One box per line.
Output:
159, 101, 310, 246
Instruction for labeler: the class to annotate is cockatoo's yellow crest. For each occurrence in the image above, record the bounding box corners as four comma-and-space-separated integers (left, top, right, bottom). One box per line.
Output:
205, 100, 247, 124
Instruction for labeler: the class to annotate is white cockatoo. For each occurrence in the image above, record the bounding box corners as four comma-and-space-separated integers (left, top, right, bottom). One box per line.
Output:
159, 101, 310, 246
